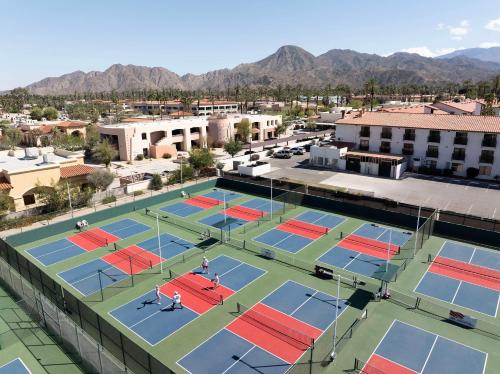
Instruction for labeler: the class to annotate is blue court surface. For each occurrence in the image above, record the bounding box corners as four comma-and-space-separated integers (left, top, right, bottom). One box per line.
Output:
27, 238, 86, 266
254, 210, 345, 253
352, 223, 412, 247
0, 358, 31, 374
137, 233, 195, 259
178, 280, 349, 374
109, 256, 265, 345
240, 198, 285, 213
199, 213, 248, 231
160, 202, 203, 217
100, 218, 150, 239
414, 241, 500, 317
368, 320, 486, 374
294, 210, 345, 229
58, 258, 129, 296
318, 246, 399, 280
203, 190, 242, 202
254, 229, 313, 253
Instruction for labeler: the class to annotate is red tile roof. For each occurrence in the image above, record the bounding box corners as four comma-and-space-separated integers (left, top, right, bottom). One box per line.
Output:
56, 121, 87, 129
435, 100, 481, 113
0, 177, 12, 190
60, 165, 95, 178
380, 105, 448, 115
336, 112, 500, 133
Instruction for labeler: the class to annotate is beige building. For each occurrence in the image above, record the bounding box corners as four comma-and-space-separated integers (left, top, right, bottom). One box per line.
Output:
0, 148, 94, 211
98, 114, 283, 161
129, 99, 239, 117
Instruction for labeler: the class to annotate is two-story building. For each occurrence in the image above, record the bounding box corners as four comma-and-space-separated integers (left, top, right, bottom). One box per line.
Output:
129, 100, 239, 116
332, 112, 500, 179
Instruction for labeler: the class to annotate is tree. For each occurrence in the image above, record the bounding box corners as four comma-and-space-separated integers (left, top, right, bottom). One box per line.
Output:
2, 128, 23, 150
0, 193, 14, 214
42, 107, 59, 120
223, 140, 242, 157
87, 168, 114, 191
84, 124, 100, 158
92, 139, 118, 167
34, 180, 68, 212
180, 97, 192, 118
150, 174, 163, 190
235, 118, 251, 143
364, 78, 377, 111
188, 148, 214, 172
275, 123, 288, 138
481, 93, 496, 116
168, 164, 193, 184
30, 107, 44, 121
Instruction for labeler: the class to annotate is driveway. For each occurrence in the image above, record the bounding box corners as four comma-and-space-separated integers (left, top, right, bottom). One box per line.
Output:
263, 155, 500, 219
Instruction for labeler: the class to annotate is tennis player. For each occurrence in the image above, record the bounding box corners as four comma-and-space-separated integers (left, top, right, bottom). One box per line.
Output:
154, 285, 161, 304
212, 273, 220, 289
201, 257, 209, 274
171, 291, 183, 310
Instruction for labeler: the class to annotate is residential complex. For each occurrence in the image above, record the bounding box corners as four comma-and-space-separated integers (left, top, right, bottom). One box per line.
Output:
129, 99, 239, 116
98, 113, 283, 161
331, 112, 499, 179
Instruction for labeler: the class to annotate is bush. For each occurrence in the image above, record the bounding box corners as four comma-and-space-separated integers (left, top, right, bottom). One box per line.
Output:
266, 149, 274, 156
466, 167, 479, 179
150, 173, 163, 191
136, 154, 144, 161
250, 154, 260, 161
102, 196, 116, 204
133, 190, 144, 196
163, 153, 172, 159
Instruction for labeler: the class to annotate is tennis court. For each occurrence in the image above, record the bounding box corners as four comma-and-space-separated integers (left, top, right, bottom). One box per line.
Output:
177, 280, 349, 374
26, 218, 150, 266
253, 210, 344, 253
198, 202, 269, 231
362, 320, 487, 374
317, 224, 410, 280
415, 241, 500, 316
109, 255, 265, 345
0, 358, 31, 374
160, 191, 243, 217
240, 197, 285, 214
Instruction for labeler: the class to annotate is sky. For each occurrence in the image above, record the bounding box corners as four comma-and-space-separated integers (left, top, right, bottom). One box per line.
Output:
1, 0, 500, 90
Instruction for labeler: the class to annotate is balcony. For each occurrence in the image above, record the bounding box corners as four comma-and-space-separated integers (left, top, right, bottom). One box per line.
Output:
359, 130, 370, 138
479, 154, 494, 164
402, 148, 413, 156
358, 145, 369, 151
426, 149, 439, 158
379, 146, 391, 153
403, 133, 415, 141
452, 152, 465, 161
381, 132, 392, 140
482, 138, 497, 148
454, 137, 467, 145
427, 134, 441, 143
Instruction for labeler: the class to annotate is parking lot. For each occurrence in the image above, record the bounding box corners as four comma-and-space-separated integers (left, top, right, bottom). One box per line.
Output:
264, 154, 500, 219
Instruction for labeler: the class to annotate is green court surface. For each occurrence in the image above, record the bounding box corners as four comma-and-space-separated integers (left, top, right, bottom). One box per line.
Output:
5, 182, 500, 373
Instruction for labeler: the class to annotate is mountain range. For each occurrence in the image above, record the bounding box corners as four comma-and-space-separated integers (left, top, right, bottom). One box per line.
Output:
23, 45, 500, 95
439, 46, 500, 64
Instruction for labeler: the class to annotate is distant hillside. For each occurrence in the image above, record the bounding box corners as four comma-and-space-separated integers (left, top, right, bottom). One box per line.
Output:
439, 46, 500, 64
22, 45, 500, 95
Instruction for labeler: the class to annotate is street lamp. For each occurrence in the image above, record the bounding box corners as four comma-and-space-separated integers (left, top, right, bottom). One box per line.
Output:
213, 188, 227, 223
330, 274, 340, 361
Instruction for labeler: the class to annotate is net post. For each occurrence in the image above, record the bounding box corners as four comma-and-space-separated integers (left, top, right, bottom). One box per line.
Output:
98, 270, 104, 302
427, 254, 432, 263
149, 260, 153, 270
129, 257, 134, 286
354, 358, 360, 370
220, 295, 223, 305
236, 302, 241, 314
169, 269, 172, 279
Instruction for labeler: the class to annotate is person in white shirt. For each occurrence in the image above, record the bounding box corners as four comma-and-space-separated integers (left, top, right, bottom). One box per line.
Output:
154, 285, 161, 305
212, 273, 220, 289
201, 257, 209, 274
171, 291, 183, 310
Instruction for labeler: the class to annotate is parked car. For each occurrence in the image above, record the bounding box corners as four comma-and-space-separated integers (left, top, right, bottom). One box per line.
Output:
273, 150, 292, 159
290, 146, 305, 155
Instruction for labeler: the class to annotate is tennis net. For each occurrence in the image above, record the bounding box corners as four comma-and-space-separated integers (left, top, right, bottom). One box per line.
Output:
279, 218, 328, 236
344, 236, 400, 255
430, 257, 500, 283
169, 270, 223, 305
354, 358, 389, 374
144, 208, 211, 237
80, 230, 108, 247
190, 195, 220, 207
237, 302, 314, 350
226, 203, 264, 219
114, 249, 152, 270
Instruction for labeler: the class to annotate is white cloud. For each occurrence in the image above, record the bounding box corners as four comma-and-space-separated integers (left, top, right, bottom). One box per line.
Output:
485, 18, 500, 31
436, 20, 470, 41
436, 23, 445, 30
460, 20, 469, 27
479, 41, 500, 48
399, 46, 464, 58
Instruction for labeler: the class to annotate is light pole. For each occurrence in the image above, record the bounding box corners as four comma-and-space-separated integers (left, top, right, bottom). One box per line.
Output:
66, 182, 73, 218
386, 229, 392, 273
270, 178, 273, 220
413, 206, 421, 258
330, 274, 341, 361
214, 188, 227, 223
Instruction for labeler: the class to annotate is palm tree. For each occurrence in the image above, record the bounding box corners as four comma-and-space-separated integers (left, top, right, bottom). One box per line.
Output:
180, 96, 192, 118
364, 78, 377, 111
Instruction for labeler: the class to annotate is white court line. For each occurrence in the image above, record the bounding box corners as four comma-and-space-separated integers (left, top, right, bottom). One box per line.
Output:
221, 346, 256, 374
419, 335, 439, 373
0, 358, 32, 374
450, 281, 463, 304
360, 320, 398, 373
290, 291, 318, 316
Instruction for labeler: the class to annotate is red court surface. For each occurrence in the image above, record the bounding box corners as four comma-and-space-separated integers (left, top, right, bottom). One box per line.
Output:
68, 228, 119, 251
160, 273, 234, 314
364, 354, 416, 374
226, 303, 322, 363
277, 219, 328, 240
224, 206, 267, 221
429, 256, 500, 291
102, 245, 164, 275
340, 235, 399, 260
184, 196, 221, 209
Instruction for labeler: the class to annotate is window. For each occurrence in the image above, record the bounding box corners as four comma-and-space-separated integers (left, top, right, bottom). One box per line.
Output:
454, 132, 467, 145
23, 194, 35, 206
427, 130, 441, 143
143, 148, 149, 157
402, 143, 413, 155
480, 150, 494, 164
359, 139, 369, 151
141, 133, 147, 140
381, 127, 392, 139
428, 160, 437, 169
403, 129, 415, 141
379, 141, 391, 153
426, 145, 439, 158
479, 165, 492, 176
359, 126, 370, 137
482, 134, 497, 147
451, 163, 464, 173
452, 147, 465, 161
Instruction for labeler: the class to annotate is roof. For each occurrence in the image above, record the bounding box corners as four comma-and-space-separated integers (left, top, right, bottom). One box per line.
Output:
129, 99, 238, 106
435, 100, 481, 113
346, 151, 404, 161
60, 164, 95, 178
380, 105, 448, 115
56, 121, 87, 129
336, 112, 500, 134
0, 177, 12, 190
